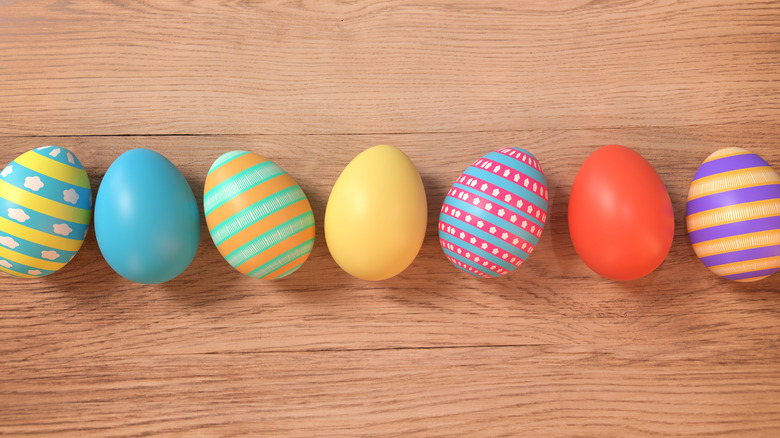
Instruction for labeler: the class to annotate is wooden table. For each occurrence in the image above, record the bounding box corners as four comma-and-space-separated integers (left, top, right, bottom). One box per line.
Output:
2, 1, 779, 436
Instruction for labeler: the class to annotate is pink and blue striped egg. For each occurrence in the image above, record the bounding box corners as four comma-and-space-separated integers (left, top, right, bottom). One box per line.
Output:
686, 147, 780, 282
439, 147, 548, 278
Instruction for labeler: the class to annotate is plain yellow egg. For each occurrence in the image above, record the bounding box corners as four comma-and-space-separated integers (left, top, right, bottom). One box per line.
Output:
325, 145, 427, 281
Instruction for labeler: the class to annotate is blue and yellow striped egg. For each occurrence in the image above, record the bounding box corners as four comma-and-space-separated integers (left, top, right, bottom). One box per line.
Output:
438, 147, 548, 278
686, 147, 780, 282
204, 151, 315, 279
0, 146, 91, 278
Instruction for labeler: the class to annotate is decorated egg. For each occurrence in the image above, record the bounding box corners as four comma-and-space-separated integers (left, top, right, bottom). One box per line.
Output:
686, 147, 780, 282
0, 146, 91, 278
569, 145, 674, 281
325, 145, 427, 281
438, 147, 548, 278
204, 151, 315, 279
94, 149, 200, 284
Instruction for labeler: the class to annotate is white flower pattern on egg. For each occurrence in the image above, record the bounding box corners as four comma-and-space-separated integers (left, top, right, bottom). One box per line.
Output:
41, 250, 59, 260
53, 223, 73, 236
63, 189, 79, 204
67, 152, 75, 164
0, 260, 12, 269
8, 208, 30, 223
24, 176, 44, 191
0, 236, 19, 249
28, 270, 42, 276
0, 165, 12, 178
49, 148, 61, 158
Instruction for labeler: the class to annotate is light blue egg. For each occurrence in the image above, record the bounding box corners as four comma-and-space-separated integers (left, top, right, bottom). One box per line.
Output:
94, 149, 200, 284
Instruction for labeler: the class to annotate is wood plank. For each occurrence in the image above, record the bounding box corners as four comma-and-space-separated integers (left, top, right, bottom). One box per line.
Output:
2, 348, 779, 436
0, 0, 778, 136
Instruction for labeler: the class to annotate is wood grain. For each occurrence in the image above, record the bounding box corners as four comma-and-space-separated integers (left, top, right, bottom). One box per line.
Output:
1, 0, 780, 436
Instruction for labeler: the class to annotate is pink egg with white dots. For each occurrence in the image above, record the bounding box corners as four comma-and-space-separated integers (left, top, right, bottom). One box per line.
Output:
438, 147, 548, 278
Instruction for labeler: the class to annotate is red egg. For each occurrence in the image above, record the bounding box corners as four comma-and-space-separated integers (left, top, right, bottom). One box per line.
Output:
568, 145, 674, 281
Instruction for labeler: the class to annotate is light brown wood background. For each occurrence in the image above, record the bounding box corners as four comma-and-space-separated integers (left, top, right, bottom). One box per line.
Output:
1, 0, 779, 436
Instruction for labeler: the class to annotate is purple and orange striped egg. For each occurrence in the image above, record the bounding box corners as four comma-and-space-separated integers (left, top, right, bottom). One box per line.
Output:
438, 147, 548, 278
686, 147, 780, 282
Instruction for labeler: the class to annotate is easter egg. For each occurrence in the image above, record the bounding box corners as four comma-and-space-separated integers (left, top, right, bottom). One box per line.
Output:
94, 149, 200, 284
204, 151, 315, 279
438, 147, 548, 278
569, 145, 674, 281
0, 146, 91, 278
325, 145, 427, 281
686, 147, 780, 282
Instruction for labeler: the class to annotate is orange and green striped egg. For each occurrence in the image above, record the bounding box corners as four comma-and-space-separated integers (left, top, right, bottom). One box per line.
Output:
686, 147, 780, 282
204, 151, 315, 279
0, 146, 91, 278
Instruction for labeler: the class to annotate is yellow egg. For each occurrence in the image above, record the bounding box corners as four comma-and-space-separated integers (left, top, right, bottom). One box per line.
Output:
325, 145, 427, 281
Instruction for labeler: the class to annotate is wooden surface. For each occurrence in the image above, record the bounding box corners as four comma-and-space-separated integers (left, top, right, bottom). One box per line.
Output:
1, 1, 779, 436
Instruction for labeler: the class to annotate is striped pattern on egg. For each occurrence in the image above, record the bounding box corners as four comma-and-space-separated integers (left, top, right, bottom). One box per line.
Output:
438, 147, 548, 278
204, 151, 315, 279
686, 147, 780, 282
0, 146, 92, 278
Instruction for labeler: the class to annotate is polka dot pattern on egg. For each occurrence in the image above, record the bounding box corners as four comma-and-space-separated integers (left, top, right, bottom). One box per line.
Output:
438, 147, 548, 278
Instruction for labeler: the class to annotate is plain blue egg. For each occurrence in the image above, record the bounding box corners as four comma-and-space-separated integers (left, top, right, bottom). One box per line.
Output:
94, 149, 200, 284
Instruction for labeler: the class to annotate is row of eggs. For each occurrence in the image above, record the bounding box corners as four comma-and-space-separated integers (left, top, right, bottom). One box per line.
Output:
0, 145, 778, 283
